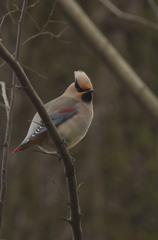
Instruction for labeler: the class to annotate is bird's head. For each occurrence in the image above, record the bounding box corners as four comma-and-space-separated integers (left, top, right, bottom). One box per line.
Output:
64, 71, 94, 103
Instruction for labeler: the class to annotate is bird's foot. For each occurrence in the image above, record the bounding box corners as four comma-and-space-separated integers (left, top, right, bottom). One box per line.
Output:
60, 137, 67, 149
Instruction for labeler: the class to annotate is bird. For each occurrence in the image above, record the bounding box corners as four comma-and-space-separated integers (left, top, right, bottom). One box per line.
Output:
12, 71, 94, 154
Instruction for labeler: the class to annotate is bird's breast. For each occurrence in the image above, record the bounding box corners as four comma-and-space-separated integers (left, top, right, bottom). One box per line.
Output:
40, 102, 93, 152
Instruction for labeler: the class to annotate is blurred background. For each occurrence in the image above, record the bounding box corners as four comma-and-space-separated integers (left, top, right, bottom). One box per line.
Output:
1, 0, 158, 239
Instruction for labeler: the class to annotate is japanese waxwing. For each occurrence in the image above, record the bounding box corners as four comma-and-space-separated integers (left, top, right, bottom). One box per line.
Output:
12, 71, 94, 154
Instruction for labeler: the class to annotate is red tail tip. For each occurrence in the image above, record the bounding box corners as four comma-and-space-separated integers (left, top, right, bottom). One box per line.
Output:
12, 146, 22, 154
58, 108, 75, 113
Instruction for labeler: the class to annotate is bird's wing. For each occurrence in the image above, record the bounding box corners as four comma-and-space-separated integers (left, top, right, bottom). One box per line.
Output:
12, 98, 79, 154
30, 108, 77, 139
25, 108, 78, 142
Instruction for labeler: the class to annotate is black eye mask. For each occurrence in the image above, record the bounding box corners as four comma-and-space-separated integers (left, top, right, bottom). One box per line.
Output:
75, 79, 90, 93
75, 79, 85, 92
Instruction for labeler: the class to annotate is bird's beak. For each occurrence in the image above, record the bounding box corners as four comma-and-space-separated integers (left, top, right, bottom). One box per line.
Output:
86, 89, 94, 93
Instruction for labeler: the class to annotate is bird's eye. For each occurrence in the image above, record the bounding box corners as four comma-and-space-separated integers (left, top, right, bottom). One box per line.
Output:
77, 88, 82, 92
75, 79, 84, 92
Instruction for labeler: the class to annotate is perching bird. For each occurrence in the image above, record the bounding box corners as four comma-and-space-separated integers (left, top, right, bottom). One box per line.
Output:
12, 71, 94, 154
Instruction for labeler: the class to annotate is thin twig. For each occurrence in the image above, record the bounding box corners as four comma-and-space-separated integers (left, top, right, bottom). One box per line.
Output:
0, 0, 28, 235
0, 102, 8, 109
22, 26, 68, 46
99, 0, 158, 31
78, 182, 84, 192
27, 119, 41, 125
0, 61, 6, 68
0, 0, 40, 30
0, 8, 20, 29
60, 216, 71, 224
41, 0, 57, 32
3, 0, 16, 25
47, 176, 69, 205
26, 11, 40, 31
27, 0, 40, 9
22, 0, 68, 47
0, 82, 10, 119
21, 63, 47, 79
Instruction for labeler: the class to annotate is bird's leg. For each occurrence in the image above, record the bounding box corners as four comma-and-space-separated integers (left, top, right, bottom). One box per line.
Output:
58, 141, 75, 163
60, 137, 67, 149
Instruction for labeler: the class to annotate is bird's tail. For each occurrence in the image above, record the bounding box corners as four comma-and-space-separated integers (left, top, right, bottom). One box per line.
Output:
12, 132, 47, 154
12, 140, 32, 154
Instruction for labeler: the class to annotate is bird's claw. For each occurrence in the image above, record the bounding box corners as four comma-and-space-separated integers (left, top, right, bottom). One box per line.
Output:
60, 137, 67, 149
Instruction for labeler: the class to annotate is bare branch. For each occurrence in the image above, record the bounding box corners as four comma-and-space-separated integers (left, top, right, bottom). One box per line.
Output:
0, 82, 10, 119
0, 52, 15, 68
27, 0, 40, 9
55, 26, 69, 38
22, 26, 69, 46
0, 40, 83, 240
0, 61, 6, 68
41, 0, 57, 32
0, 0, 40, 31
12, 4, 19, 10
27, 119, 41, 125
78, 182, 84, 192
60, 216, 71, 224
0, 0, 28, 235
47, 176, 69, 205
99, 0, 158, 31
21, 32, 41, 46
26, 11, 40, 31
22, 0, 68, 47
3, 0, 16, 25
21, 63, 47, 79
0, 7, 20, 29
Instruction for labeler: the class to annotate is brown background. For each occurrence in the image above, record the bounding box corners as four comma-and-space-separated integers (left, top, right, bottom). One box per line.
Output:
1, 0, 158, 239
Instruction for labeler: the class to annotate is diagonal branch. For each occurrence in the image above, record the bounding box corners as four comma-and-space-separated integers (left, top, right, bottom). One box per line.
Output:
3, 0, 16, 25
22, 26, 69, 46
0, 40, 83, 240
0, 0, 40, 33
47, 176, 69, 205
21, 63, 47, 79
99, 0, 158, 31
21, 0, 68, 47
26, 10, 41, 31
